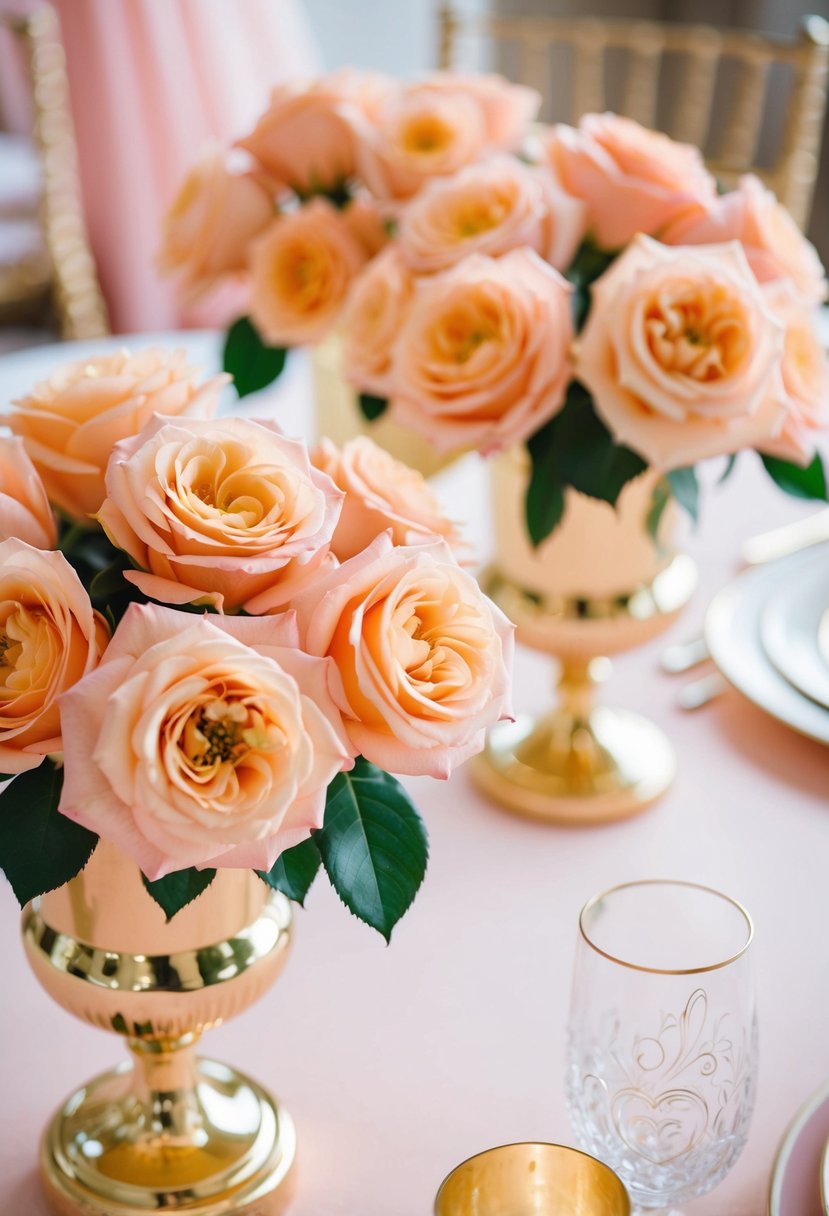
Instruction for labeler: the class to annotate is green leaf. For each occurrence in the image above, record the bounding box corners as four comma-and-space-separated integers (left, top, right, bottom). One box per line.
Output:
526, 419, 565, 547
667, 466, 700, 524
142, 868, 216, 921
358, 392, 388, 422
294, 174, 351, 208
315, 757, 428, 941
223, 317, 288, 398
718, 454, 738, 484
89, 558, 131, 601
257, 838, 321, 905
554, 382, 646, 505
0, 763, 98, 905
646, 477, 671, 542
761, 453, 829, 501
565, 239, 618, 331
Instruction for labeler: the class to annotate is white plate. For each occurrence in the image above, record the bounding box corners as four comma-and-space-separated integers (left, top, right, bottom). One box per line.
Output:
767, 1079, 829, 1216
760, 555, 829, 709
705, 546, 829, 746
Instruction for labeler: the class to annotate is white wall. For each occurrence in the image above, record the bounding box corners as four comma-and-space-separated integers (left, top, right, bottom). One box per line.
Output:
301, 0, 441, 76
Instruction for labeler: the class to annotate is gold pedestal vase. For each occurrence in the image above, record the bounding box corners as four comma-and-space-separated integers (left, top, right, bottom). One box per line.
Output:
471, 451, 697, 825
311, 335, 455, 479
22, 839, 295, 1216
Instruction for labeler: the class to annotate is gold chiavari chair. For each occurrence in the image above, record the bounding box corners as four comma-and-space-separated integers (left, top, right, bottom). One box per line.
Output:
437, 5, 829, 230
0, 5, 108, 339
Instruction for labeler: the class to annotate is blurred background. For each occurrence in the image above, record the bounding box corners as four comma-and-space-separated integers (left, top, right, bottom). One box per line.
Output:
0, 0, 827, 342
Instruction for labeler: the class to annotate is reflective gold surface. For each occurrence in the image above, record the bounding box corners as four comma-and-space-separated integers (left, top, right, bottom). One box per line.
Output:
312, 334, 457, 478
22, 841, 295, 1215
434, 1142, 630, 1216
473, 454, 696, 824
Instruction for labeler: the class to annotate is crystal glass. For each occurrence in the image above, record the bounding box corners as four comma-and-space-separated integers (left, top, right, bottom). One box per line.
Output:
565, 880, 757, 1214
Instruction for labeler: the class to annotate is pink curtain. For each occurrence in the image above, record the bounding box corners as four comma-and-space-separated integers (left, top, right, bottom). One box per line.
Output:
1, 0, 321, 332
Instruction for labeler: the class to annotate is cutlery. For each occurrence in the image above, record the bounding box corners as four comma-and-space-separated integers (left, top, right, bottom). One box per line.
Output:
661, 635, 710, 674
676, 672, 727, 711
741, 508, 829, 566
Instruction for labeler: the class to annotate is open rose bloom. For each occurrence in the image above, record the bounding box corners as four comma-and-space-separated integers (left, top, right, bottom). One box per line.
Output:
0, 346, 513, 934
161, 75, 828, 555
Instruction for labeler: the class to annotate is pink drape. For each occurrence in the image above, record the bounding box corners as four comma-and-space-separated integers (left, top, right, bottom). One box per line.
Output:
1, 0, 320, 332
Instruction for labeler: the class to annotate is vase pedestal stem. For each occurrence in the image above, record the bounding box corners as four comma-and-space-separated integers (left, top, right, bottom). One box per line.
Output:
470, 655, 676, 826
22, 845, 296, 1216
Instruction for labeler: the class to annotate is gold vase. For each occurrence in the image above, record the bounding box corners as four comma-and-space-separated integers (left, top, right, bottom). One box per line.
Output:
311, 334, 455, 478
22, 838, 295, 1216
471, 450, 697, 825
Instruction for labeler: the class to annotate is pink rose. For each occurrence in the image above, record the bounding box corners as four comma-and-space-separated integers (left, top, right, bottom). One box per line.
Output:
661, 175, 828, 305
420, 72, 541, 150
158, 150, 274, 299
0, 539, 108, 775
58, 604, 352, 878
341, 247, 415, 396
6, 348, 226, 521
0, 435, 56, 549
398, 156, 586, 274
237, 71, 389, 192
760, 282, 829, 463
293, 533, 513, 777
389, 249, 574, 454
98, 416, 343, 614
542, 113, 717, 249
248, 199, 367, 347
357, 84, 487, 202
313, 436, 463, 561
576, 236, 788, 469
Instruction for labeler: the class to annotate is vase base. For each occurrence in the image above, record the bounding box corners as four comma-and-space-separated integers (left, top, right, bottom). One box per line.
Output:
40, 1057, 296, 1216
469, 707, 675, 825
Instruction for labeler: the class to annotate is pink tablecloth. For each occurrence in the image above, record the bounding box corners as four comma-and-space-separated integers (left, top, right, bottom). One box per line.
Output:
0, 333, 827, 1216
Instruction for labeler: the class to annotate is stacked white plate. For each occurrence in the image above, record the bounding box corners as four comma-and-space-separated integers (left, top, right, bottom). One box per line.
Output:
705, 543, 829, 746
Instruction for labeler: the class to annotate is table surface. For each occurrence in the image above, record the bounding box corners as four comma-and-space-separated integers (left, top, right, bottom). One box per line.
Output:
0, 331, 827, 1216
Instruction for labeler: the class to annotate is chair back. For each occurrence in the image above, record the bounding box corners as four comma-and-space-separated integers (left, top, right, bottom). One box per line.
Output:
437, 5, 829, 229
0, 5, 108, 339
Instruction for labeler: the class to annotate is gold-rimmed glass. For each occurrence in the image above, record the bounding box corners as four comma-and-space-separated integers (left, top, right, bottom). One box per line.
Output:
565, 880, 757, 1214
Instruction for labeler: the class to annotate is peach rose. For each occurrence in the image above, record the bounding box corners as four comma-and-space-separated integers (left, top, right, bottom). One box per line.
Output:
357, 84, 487, 202
389, 249, 574, 454
58, 604, 352, 878
421, 72, 541, 150
576, 236, 788, 469
542, 113, 717, 249
0, 539, 108, 775
341, 247, 415, 396
293, 533, 513, 777
248, 199, 367, 347
98, 416, 343, 614
342, 195, 390, 258
661, 175, 828, 305
237, 71, 389, 192
397, 156, 586, 274
158, 150, 274, 298
760, 283, 829, 463
313, 436, 462, 561
6, 348, 226, 522
0, 436, 56, 550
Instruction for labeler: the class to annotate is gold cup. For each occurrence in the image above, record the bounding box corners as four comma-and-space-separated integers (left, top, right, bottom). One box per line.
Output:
434, 1142, 631, 1216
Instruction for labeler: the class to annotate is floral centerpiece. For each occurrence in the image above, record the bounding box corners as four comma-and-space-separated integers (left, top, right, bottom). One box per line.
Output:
161, 72, 829, 540
0, 348, 512, 935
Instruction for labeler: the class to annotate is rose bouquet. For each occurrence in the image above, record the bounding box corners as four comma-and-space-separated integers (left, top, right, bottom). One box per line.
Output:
162, 73, 829, 544
0, 348, 512, 936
